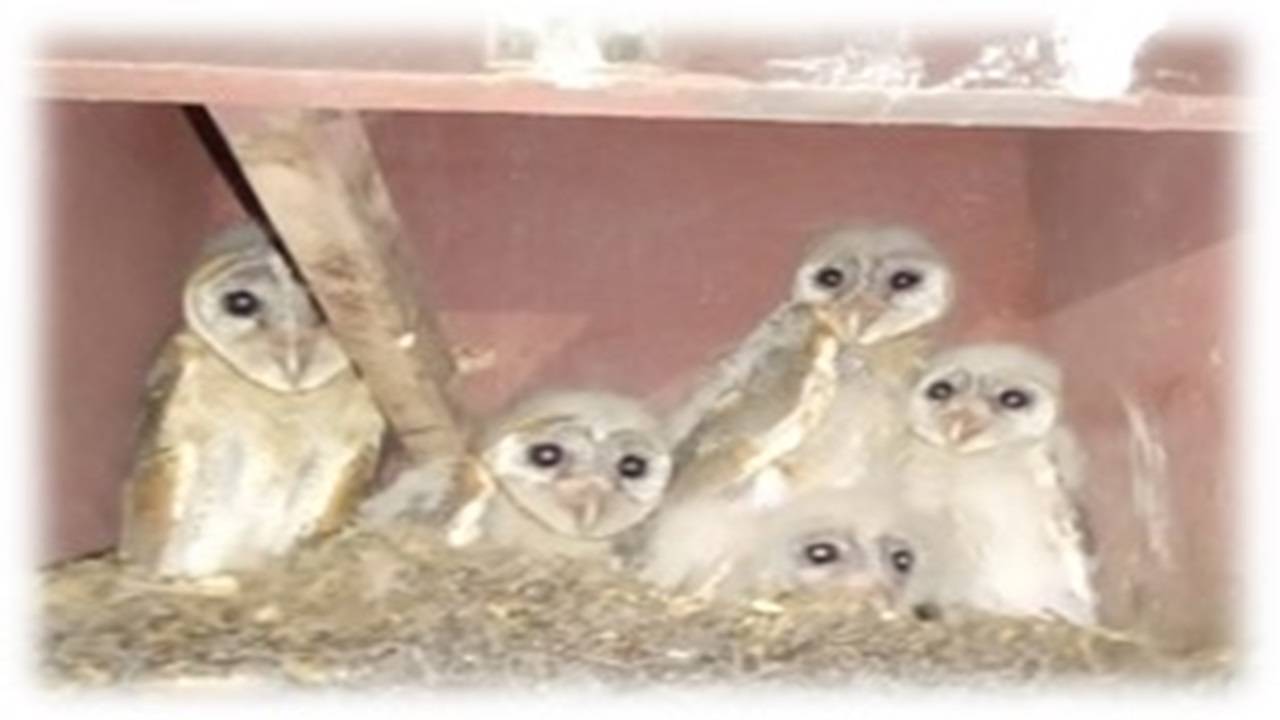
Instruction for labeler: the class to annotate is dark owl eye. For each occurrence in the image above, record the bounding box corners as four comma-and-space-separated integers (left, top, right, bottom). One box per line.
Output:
925, 380, 955, 401
221, 290, 261, 317
616, 454, 648, 479
527, 442, 564, 468
802, 541, 842, 566
998, 389, 1032, 410
889, 269, 922, 291
889, 548, 915, 574
813, 266, 845, 289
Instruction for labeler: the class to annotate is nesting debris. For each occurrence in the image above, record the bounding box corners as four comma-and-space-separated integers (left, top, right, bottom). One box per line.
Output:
41, 522, 1232, 690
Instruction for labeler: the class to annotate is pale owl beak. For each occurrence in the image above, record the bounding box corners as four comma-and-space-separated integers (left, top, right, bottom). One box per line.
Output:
858, 582, 903, 619
275, 337, 317, 388
848, 577, 894, 604
555, 476, 610, 530
842, 295, 889, 341
941, 408, 985, 445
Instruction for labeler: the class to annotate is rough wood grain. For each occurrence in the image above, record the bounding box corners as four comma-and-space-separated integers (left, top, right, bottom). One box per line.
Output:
209, 107, 464, 464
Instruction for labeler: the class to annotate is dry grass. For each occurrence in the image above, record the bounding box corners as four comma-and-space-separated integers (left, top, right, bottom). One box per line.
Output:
41, 522, 1233, 691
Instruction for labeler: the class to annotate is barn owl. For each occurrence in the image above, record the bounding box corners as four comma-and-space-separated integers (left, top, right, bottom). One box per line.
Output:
118, 222, 386, 579
642, 487, 917, 607
643, 225, 953, 588
665, 222, 955, 504
436, 389, 673, 562
891, 342, 1096, 625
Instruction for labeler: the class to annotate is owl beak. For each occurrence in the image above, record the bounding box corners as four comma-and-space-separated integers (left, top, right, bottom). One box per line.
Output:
857, 581, 903, 619
941, 407, 985, 445
555, 476, 610, 531
843, 295, 889, 341
846, 576, 894, 603
274, 335, 318, 389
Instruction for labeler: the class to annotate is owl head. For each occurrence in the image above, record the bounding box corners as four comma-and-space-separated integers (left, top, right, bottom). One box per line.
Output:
719, 490, 917, 599
479, 389, 674, 540
791, 223, 954, 346
183, 223, 350, 393
908, 343, 1064, 453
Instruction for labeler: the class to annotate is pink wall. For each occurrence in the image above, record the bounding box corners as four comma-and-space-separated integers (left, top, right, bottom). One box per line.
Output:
40, 102, 244, 563
1029, 130, 1236, 647
367, 113, 1042, 415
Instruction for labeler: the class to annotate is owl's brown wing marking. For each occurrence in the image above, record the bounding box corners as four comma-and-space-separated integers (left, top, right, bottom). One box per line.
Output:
679, 335, 826, 458
118, 333, 199, 565
314, 437, 384, 536
1046, 429, 1094, 556
678, 322, 843, 496
666, 303, 810, 449
1048, 482, 1096, 560
444, 458, 500, 547
1042, 436, 1100, 619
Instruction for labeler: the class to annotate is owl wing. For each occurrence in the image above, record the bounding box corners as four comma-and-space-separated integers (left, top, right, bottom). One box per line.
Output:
118, 333, 201, 566
1047, 426, 1088, 494
313, 437, 384, 536
676, 312, 841, 486
443, 458, 501, 547
1043, 428, 1095, 555
665, 303, 809, 450
1042, 436, 1099, 622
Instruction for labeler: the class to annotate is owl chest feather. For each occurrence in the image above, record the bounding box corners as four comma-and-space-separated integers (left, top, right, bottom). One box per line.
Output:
785, 365, 911, 493
482, 494, 614, 561
137, 335, 383, 576
900, 443, 1093, 621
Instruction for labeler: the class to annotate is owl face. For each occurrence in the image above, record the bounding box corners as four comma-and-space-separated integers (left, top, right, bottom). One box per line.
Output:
481, 390, 673, 540
721, 490, 917, 598
184, 224, 350, 393
908, 343, 1063, 453
791, 224, 954, 346
782, 527, 917, 595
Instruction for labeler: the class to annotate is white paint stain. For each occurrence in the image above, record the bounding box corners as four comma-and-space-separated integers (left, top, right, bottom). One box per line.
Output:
1117, 389, 1176, 569
1053, 7, 1167, 98
765, 30, 925, 92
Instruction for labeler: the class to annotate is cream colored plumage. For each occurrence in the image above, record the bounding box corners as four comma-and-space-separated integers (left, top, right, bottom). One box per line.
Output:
890, 343, 1096, 625
119, 222, 385, 578
662, 488, 919, 604
643, 224, 953, 593
439, 390, 673, 562
666, 223, 953, 501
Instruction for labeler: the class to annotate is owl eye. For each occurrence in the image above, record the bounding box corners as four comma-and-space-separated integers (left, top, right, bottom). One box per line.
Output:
889, 269, 922, 291
527, 442, 564, 468
998, 388, 1032, 410
802, 541, 842, 566
925, 380, 955, 401
616, 454, 648, 479
222, 289, 261, 317
812, 266, 845, 290
889, 548, 915, 574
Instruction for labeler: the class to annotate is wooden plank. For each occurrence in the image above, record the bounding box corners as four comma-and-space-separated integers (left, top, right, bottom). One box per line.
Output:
39, 58, 1245, 132
208, 106, 464, 464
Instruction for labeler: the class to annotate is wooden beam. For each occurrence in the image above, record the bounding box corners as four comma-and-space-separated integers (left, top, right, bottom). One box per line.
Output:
208, 106, 464, 464
39, 59, 1246, 132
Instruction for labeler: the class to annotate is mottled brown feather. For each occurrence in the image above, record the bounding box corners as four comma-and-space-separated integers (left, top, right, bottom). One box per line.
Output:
314, 441, 383, 536
118, 332, 200, 565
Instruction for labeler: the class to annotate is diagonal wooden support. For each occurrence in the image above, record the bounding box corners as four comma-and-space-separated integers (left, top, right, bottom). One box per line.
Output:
208, 106, 464, 465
